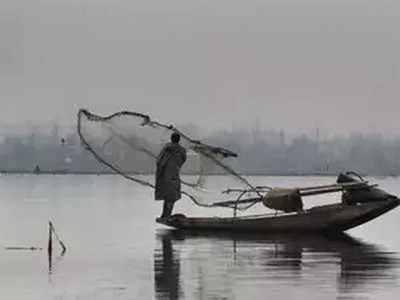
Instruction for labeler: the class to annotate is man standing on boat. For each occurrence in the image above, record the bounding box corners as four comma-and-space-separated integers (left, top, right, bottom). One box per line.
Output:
155, 132, 187, 220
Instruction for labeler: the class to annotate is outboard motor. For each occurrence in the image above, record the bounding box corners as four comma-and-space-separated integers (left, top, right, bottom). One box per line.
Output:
337, 172, 396, 205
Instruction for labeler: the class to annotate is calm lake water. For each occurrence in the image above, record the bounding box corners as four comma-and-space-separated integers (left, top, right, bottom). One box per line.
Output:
0, 175, 400, 300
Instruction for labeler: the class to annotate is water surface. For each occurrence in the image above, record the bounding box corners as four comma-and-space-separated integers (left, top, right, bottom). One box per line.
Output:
0, 175, 399, 299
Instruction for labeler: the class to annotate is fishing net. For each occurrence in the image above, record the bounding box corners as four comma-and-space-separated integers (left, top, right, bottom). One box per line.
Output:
77, 109, 263, 208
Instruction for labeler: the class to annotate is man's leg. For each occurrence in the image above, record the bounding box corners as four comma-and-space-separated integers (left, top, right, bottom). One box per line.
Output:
161, 200, 175, 218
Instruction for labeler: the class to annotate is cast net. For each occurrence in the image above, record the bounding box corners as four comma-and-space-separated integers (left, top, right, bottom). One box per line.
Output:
77, 109, 266, 208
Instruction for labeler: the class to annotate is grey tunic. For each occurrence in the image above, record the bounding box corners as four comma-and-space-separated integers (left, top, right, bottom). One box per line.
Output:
155, 142, 187, 202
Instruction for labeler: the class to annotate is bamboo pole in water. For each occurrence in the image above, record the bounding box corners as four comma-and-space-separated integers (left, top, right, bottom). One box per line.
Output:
48, 221, 53, 258
48, 221, 67, 255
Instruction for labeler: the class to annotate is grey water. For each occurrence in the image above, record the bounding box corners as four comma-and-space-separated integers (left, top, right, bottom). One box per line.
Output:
0, 175, 400, 300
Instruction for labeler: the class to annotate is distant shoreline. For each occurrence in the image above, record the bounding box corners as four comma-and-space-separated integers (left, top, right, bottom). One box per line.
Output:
0, 170, 395, 177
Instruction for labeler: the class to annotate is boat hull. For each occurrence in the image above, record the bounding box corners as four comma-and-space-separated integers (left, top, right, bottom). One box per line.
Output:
157, 198, 400, 233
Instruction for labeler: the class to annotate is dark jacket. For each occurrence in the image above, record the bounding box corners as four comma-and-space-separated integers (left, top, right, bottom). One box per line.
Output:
155, 142, 187, 201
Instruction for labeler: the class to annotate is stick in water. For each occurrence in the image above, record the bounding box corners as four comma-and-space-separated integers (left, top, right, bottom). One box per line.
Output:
48, 221, 67, 255
5, 247, 42, 250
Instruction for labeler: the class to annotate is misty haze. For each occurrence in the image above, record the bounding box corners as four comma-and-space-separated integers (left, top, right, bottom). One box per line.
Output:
2, 122, 400, 176
1, 1, 400, 134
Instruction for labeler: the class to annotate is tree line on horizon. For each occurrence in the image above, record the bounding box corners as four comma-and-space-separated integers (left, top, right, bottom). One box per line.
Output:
0, 123, 399, 176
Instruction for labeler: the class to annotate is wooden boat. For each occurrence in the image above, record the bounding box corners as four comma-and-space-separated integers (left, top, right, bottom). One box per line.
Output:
157, 172, 400, 233
157, 197, 400, 233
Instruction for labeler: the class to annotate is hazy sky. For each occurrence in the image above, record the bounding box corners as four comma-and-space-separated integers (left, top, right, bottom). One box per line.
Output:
1, 0, 399, 135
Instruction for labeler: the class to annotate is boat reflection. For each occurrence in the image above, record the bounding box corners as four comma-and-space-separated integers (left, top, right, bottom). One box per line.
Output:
154, 230, 399, 300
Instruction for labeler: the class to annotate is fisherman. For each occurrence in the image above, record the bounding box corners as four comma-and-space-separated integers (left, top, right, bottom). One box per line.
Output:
155, 132, 187, 220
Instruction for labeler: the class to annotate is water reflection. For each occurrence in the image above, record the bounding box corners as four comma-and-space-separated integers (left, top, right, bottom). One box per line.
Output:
154, 230, 399, 300
154, 232, 183, 300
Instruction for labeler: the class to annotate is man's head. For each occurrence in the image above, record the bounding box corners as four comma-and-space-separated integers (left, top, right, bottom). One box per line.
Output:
171, 132, 181, 144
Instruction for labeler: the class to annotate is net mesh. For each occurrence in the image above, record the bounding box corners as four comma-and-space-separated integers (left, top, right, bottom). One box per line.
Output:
77, 109, 263, 208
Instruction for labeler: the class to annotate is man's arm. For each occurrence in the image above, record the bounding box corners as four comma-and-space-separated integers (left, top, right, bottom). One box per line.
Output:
156, 146, 170, 179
